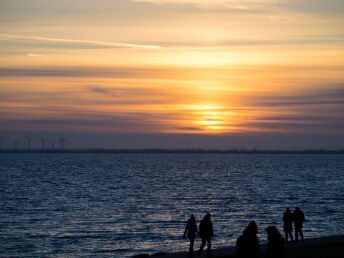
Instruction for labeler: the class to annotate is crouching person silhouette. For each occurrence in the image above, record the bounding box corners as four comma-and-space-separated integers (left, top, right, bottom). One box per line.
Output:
236, 220, 260, 258
183, 214, 199, 257
266, 226, 285, 258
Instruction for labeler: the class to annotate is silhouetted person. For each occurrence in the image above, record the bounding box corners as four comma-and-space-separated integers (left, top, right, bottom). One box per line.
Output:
198, 213, 214, 257
236, 220, 260, 258
293, 207, 305, 242
283, 208, 293, 242
183, 214, 199, 257
265, 226, 285, 258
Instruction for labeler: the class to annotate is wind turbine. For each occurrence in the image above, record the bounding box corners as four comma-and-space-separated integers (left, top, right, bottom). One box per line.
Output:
40, 137, 47, 150
50, 141, 56, 150
58, 137, 66, 150
25, 136, 33, 150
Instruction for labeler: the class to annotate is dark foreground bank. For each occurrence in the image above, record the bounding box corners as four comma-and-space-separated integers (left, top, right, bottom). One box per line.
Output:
132, 235, 344, 258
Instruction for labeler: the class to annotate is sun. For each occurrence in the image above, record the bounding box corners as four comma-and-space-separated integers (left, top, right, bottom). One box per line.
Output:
193, 105, 228, 133
201, 120, 219, 126
169, 104, 242, 134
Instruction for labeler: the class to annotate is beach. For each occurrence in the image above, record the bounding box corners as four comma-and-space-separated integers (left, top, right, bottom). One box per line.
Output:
138, 235, 344, 258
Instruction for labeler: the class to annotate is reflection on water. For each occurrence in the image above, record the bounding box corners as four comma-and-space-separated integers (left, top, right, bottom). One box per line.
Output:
0, 154, 343, 257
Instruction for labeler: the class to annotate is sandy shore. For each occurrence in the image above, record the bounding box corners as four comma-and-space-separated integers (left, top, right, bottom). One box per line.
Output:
133, 235, 344, 258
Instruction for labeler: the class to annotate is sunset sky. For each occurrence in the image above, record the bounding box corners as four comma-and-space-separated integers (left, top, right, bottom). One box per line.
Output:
1, 0, 344, 149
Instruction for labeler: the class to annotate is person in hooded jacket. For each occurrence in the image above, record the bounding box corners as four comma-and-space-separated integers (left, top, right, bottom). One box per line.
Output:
236, 220, 260, 258
266, 226, 285, 258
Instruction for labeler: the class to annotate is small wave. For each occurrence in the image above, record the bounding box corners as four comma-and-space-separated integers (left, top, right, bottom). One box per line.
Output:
92, 248, 130, 253
58, 234, 108, 239
325, 197, 344, 201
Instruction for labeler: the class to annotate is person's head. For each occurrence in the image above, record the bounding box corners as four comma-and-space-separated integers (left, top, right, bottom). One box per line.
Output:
286, 208, 290, 212
266, 226, 282, 241
190, 214, 195, 221
245, 220, 258, 235
295, 207, 300, 212
204, 212, 211, 221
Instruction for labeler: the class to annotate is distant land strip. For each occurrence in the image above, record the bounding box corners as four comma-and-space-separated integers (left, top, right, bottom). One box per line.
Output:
1, 149, 344, 154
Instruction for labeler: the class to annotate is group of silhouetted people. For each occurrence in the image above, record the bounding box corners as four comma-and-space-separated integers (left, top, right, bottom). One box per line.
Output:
283, 207, 305, 243
236, 220, 285, 258
183, 213, 214, 257
183, 207, 305, 257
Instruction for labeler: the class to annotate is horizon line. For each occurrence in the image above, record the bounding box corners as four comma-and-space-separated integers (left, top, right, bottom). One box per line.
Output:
1, 148, 344, 154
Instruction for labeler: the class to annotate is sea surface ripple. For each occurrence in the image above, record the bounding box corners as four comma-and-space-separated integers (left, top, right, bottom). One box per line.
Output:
0, 154, 343, 257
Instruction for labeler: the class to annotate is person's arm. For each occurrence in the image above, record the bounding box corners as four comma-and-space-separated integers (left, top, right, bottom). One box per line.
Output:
183, 221, 189, 238
210, 222, 214, 237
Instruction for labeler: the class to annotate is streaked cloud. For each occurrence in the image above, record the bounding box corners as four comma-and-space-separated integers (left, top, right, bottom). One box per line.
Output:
132, 0, 344, 15
0, 33, 161, 49
281, 0, 344, 15
26, 53, 45, 57
132, 0, 285, 10
0, 67, 162, 78
1, 64, 343, 137
88, 86, 117, 97
3, 33, 343, 52
250, 87, 344, 107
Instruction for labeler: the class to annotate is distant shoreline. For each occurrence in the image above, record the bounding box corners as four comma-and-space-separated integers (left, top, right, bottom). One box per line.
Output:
1, 149, 344, 154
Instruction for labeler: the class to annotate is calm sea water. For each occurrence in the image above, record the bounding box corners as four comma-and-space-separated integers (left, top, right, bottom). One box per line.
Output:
0, 154, 343, 257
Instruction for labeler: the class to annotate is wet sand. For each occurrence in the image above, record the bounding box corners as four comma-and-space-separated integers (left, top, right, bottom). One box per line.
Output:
136, 235, 344, 258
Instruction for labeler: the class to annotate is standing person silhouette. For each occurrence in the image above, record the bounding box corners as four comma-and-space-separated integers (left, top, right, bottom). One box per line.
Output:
198, 213, 214, 257
283, 208, 293, 242
293, 207, 305, 242
183, 214, 199, 257
236, 220, 260, 258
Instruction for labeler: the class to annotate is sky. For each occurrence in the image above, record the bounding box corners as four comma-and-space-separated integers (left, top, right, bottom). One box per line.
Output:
0, 0, 344, 149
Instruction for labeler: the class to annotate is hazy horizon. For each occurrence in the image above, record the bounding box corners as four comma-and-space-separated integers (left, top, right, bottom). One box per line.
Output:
1, 131, 343, 150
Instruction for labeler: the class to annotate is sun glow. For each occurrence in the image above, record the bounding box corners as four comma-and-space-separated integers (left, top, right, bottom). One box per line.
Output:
201, 120, 219, 126
191, 105, 232, 133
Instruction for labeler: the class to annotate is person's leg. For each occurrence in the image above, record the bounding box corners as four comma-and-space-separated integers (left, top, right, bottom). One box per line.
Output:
300, 228, 304, 241
285, 231, 288, 242
289, 231, 293, 242
189, 237, 194, 257
206, 239, 211, 257
198, 238, 206, 256
295, 227, 299, 242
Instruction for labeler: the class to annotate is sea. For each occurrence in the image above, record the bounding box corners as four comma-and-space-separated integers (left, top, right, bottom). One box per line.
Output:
0, 153, 343, 257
